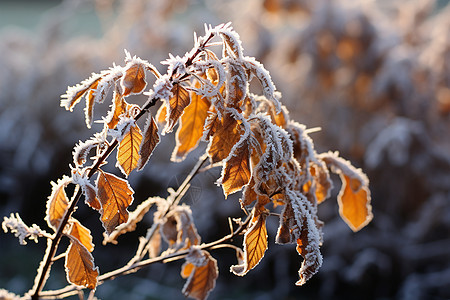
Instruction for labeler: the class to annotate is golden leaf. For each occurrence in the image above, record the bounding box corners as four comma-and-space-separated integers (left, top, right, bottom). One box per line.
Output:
121, 62, 147, 96
137, 115, 160, 170
46, 177, 71, 230
65, 236, 99, 289
69, 219, 94, 252
117, 123, 142, 177
173, 88, 211, 161
208, 113, 243, 163
165, 83, 190, 133
96, 172, 134, 235
221, 140, 251, 197
155, 104, 167, 125
319, 151, 373, 231
338, 174, 372, 232
231, 213, 268, 276
182, 251, 218, 300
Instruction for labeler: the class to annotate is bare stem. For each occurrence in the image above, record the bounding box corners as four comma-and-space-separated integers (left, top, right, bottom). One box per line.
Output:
39, 214, 251, 299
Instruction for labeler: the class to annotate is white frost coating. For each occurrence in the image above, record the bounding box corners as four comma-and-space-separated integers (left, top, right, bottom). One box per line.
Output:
93, 65, 124, 104
192, 59, 226, 98
60, 72, 102, 111
288, 190, 323, 286
214, 22, 244, 59
287, 120, 322, 183
162, 53, 188, 78
2, 213, 47, 245
243, 56, 281, 112
108, 116, 135, 141
72, 137, 101, 167
124, 49, 161, 79
319, 151, 369, 189
147, 74, 173, 102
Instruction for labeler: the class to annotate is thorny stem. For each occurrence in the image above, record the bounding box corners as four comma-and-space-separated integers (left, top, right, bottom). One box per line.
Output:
30, 29, 217, 299
38, 214, 252, 299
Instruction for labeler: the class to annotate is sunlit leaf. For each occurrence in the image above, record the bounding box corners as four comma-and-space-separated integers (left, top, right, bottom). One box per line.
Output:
338, 174, 372, 232
65, 236, 99, 289
69, 219, 94, 252
137, 114, 160, 170
173, 87, 210, 161
46, 176, 72, 230
208, 113, 243, 163
182, 250, 218, 300
117, 123, 142, 177
221, 139, 251, 197
319, 151, 373, 231
96, 172, 134, 235
165, 83, 190, 133
231, 212, 268, 276
121, 62, 147, 96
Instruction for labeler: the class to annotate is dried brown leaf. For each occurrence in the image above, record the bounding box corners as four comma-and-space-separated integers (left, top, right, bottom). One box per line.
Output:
117, 123, 142, 177
121, 63, 147, 96
46, 177, 71, 230
221, 139, 251, 197
208, 113, 243, 163
182, 250, 218, 300
165, 83, 190, 133
65, 236, 99, 289
231, 212, 268, 276
96, 172, 134, 235
173, 87, 210, 161
137, 114, 160, 170
69, 219, 94, 252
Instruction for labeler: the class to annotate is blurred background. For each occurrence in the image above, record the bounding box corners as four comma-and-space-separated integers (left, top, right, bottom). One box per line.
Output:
0, 0, 449, 299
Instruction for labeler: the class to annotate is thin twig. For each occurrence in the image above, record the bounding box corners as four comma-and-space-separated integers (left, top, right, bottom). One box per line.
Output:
39, 214, 251, 299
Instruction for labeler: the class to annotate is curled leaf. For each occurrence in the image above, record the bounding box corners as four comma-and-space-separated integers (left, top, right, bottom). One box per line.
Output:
182, 249, 218, 300
46, 176, 72, 231
121, 62, 147, 97
208, 112, 244, 163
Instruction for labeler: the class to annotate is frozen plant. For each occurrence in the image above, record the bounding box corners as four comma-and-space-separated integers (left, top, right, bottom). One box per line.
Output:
2, 23, 372, 300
